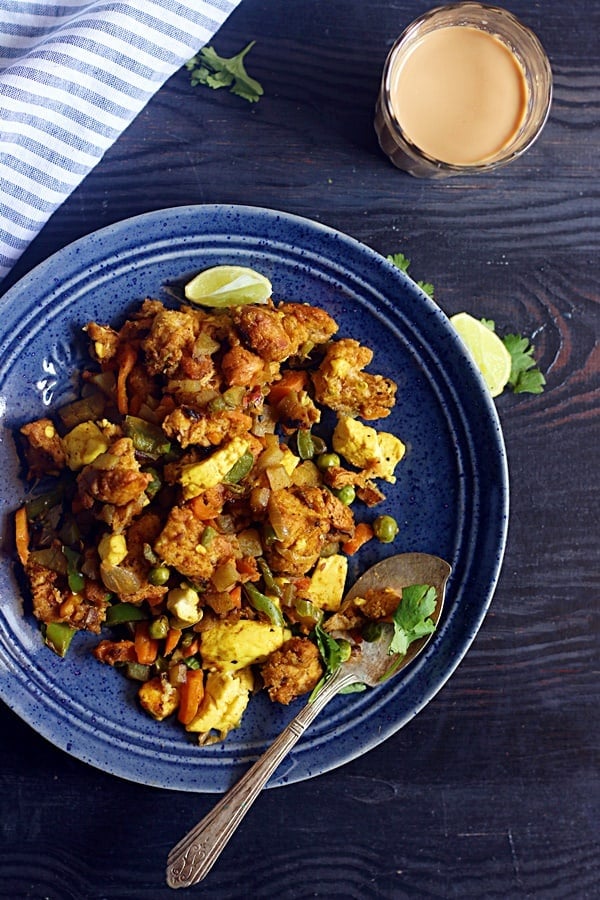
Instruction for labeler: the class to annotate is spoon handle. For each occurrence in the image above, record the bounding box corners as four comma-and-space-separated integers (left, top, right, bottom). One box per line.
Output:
166, 668, 352, 889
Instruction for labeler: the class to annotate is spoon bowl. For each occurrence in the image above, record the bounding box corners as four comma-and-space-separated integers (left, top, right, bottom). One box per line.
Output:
167, 552, 452, 889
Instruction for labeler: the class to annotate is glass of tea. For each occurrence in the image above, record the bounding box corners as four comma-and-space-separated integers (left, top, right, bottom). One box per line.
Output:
374, 2, 553, 177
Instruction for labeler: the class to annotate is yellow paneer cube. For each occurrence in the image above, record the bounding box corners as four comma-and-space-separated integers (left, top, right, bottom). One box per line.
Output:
98, 532, 127, 567
375, 431, 406, 481
333, 416, 405, 483
186, 668, 254, 739
63, 421, 110, 470
308, 554, 348, 611
179, 437, 249, 499
201, 620, 291, 673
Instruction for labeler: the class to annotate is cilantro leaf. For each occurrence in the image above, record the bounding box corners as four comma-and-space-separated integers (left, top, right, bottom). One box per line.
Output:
186, 41, 263, 103
417, 280, 435, 298
387, 252, 411, 272
502, 332, 546, 394
387, 253, 435, 297
388, 583, 437, 658
310, 622, 351, 699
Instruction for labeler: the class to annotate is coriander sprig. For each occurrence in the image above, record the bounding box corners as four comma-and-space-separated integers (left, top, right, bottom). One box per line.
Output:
186, 42, 263, 103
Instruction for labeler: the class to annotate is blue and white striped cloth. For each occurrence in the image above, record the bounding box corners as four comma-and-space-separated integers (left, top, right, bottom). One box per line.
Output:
0, 0, 243, 282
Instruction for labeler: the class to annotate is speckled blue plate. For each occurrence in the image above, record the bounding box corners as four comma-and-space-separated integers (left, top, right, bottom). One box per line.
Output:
0, 205, 508, 792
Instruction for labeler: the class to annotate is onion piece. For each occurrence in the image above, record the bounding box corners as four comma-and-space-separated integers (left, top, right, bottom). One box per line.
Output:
267, 496, 290, 541
100, 564, 142, 596
237, 528, 263, 557
211, 560, 239, 592
266, 465, 291, 491
250, 486, 271, 513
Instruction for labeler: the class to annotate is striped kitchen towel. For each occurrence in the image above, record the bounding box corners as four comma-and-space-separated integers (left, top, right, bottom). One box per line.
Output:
0, 0, 243, 282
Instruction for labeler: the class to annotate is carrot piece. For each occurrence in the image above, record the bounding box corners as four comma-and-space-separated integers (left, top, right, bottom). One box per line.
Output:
178, 669, 205, 725
134, 621, 159, 665
228, 585, 242, 608
236, 556, 259, 580
181, 637, 200, 658
15, 506, 30, 566
342, 522, 374, 556
164, 627, 182, 656
189, 485, 225, 520
116, 344, 138, 415
268, 370, 308, 406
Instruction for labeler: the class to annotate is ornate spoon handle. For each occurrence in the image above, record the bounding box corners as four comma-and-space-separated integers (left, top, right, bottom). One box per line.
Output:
166, 667, 354, 889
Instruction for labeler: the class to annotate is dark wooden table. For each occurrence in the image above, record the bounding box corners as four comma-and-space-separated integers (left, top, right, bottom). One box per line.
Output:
1, 2, 598, 897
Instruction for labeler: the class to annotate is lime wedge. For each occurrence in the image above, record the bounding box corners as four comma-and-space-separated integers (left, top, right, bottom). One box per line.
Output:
450, 312, 512, 398
184, 265, 272, 307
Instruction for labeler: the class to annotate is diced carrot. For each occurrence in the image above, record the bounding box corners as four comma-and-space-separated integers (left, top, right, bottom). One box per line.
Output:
268, 370, 308, 407
189, 485, 225, 520
342, 522, 374, 556
116, 344, 138, 415
134, 621, 159, 665
236, 556, 259, 580
228, 585, 242, 608
164, 627, 181, 656
14, 506, 30, 567
177, 668, 205, 725
181, 637, 200, 658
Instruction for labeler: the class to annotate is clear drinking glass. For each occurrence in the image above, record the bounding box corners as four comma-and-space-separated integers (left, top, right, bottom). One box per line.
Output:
374, 2, 553, 177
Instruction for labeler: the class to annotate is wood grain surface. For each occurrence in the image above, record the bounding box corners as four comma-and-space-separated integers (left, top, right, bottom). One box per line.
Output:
1, 1, 598, 898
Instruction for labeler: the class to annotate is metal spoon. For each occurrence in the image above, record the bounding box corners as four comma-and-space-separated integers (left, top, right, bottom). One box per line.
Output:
166, 552, 452, 889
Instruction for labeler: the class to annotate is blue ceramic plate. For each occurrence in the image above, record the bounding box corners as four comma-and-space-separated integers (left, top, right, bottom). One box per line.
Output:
0, 205, 508, 792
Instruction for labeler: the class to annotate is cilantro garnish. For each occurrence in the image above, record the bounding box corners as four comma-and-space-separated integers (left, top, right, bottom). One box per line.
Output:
387, 252, 411, 272
502, 332, 547, 394
186, 42, 263, 103
387, 253, 435, 298
382, 583, 437, 680
310, 622, 351, 699
389, 584, 437, 655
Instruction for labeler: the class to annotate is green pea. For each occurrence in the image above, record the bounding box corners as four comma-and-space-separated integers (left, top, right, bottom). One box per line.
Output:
316, 452, 340, 471
148, 615, 170, 640
337, 639, 352, 663
335, 485, 356, 506
148, 565, 170, 586
373, 514, 399, 543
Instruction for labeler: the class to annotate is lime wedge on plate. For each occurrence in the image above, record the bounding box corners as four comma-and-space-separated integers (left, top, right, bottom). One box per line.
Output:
450, 312, 512, 397
184, 265, 272, 307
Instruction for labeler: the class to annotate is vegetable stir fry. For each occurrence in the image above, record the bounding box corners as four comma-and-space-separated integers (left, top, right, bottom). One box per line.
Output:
15, 278, 408, 743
